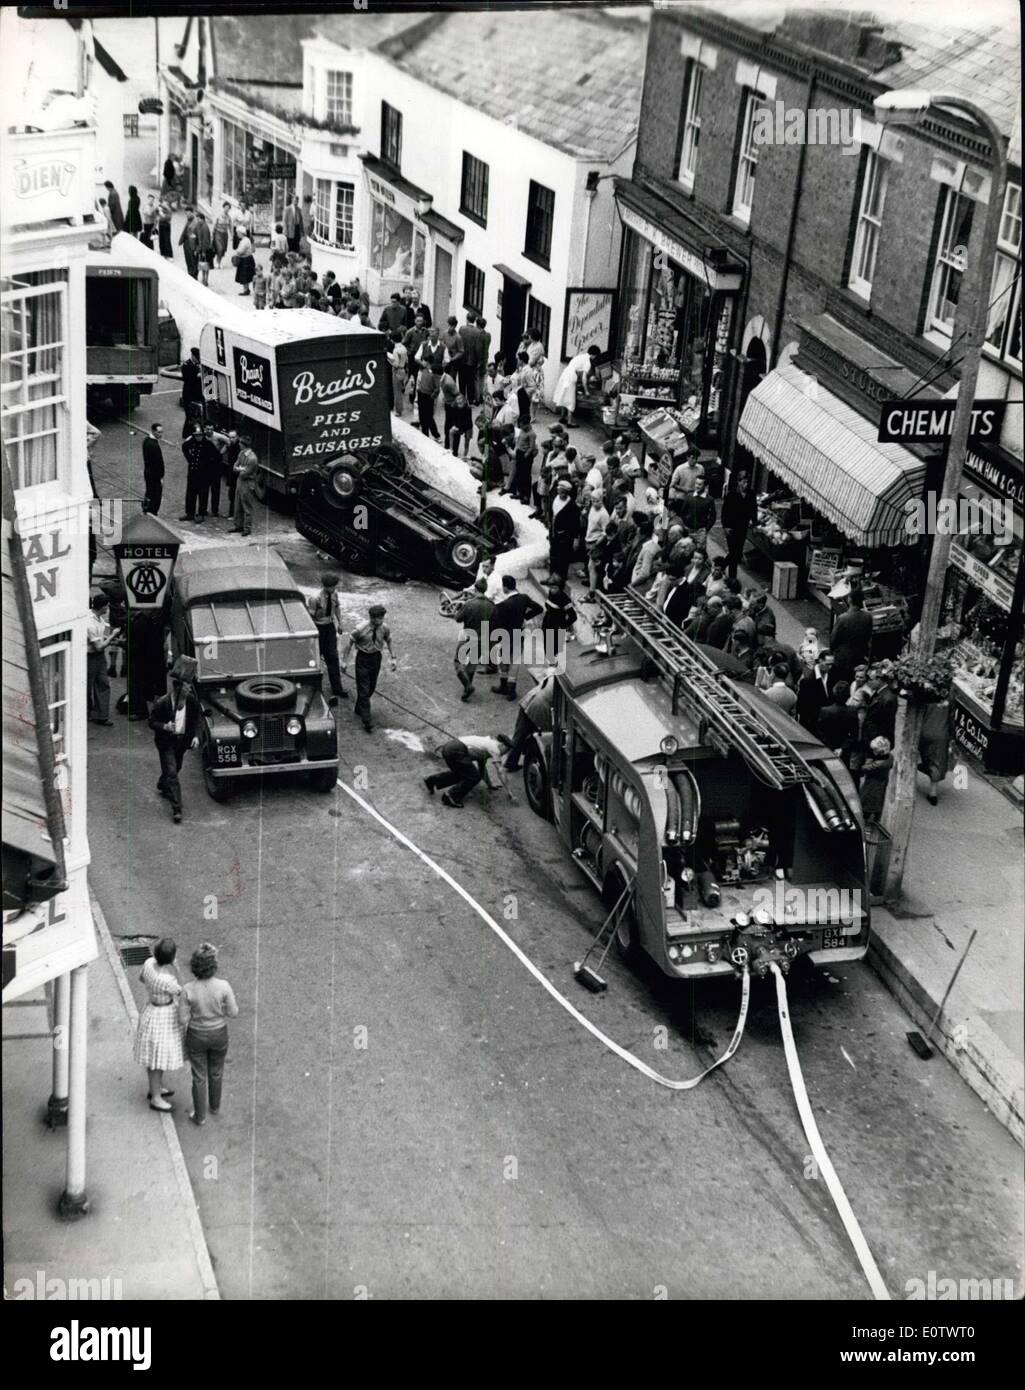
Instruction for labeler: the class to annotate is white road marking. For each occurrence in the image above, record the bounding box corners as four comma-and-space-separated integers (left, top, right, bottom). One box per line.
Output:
383, 729, 425, 752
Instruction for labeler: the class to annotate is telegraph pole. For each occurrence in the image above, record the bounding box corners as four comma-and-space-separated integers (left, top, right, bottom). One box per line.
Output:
879, 94, 1008, 900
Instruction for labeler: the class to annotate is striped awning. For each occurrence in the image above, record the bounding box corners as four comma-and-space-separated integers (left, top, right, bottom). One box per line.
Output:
737, 359, 926, 547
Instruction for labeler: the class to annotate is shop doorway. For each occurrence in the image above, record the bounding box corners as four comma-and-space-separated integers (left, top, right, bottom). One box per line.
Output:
498, 274, 528, 370
433, 247, 452, 325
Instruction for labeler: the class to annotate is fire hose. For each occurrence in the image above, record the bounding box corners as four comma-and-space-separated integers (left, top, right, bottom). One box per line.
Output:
337, 779, 890, 1300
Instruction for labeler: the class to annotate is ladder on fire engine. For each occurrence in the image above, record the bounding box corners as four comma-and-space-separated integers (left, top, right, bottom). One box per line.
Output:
594, 589, 817, 792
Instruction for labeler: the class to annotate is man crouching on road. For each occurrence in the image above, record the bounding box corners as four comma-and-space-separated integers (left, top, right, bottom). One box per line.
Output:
423, 733, 512, 808
150, 656, 201, 824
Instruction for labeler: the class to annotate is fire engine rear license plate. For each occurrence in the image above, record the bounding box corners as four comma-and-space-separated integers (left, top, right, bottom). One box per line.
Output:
820, 927, 846, 949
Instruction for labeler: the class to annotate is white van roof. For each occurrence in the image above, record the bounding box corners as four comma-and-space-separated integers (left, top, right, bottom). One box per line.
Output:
220, 308, 382, 348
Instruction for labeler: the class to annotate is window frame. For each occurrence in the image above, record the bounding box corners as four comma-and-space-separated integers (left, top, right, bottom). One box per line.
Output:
1, 278, 69, 492
848, 149, 890, 301
460, 151, 490, 228
983, 182, 1022, 370
463, 261, 485, 316
676, 59, 704, 190
732, 90, 760, 225
927, 186, 975, 339
333, 182, 355, 251
381, 101, 403, 170
39, 633, 72, 833
325, 69, 353, 127
524, 179, 555, 268
526, 295, 551, 356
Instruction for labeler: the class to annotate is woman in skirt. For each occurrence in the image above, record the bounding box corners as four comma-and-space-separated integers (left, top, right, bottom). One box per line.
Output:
212, 202, 232, 268
234, 233, 256, 296
133, 938, 184, 1111
918, 698, 951, 806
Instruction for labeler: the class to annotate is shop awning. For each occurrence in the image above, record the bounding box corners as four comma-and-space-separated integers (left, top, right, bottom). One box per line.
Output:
359, 152, 432, 206
737, 358, 927, 547
614, 177, 745, 291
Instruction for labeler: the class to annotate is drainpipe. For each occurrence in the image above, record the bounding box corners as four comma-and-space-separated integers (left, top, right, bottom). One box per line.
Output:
197, 15, 207, 91
770, 71, 815, 364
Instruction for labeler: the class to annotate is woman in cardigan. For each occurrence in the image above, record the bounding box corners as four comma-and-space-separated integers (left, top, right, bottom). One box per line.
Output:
234, 232, 256, 296
124, 185, 143, 236
133, 938, 184, 1111
178, 943, 239, 1125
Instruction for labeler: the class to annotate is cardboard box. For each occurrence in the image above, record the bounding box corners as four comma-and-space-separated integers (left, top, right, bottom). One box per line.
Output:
772, 560, 799, 600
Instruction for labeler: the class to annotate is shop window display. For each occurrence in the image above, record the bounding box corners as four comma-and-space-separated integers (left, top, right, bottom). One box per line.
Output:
942, 532, 1024, 726
371, 199, 413, 282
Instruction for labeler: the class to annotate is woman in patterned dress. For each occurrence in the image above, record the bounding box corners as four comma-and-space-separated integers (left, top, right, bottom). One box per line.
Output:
133, 938, 184, 1111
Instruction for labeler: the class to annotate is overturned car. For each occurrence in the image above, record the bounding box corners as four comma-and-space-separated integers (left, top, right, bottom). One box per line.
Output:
294, 441, 515, 586
169, 546, 339, 799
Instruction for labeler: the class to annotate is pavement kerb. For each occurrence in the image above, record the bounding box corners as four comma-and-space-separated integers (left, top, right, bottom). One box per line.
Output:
867, 910, 1024, 1148
90, 887, 222, 1300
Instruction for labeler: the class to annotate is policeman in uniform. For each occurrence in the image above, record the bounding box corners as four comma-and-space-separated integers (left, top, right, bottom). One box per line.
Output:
308, 573, 348, 704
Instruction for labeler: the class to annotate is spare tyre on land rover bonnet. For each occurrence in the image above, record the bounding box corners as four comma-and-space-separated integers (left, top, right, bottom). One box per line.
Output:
235, 675, 298, 713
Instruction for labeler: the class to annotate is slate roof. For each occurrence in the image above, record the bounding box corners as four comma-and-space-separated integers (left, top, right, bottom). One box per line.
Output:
871, 16, 1021, 143
209, 11, 425, 82
375, 8, 647, 162
677, 3, 1020, 143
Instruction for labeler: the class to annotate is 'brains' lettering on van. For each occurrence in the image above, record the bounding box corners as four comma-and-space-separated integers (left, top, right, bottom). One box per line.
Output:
292, 362, 378, 407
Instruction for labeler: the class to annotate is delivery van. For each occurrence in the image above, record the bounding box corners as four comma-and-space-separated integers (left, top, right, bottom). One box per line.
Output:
199, 310, 392, 502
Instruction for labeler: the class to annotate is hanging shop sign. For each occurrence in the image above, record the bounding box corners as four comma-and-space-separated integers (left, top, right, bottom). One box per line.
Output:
561, 287, 616, 362
877, 399, 1008, 444
949, 542, 1015, 611
705, 296, 734, 421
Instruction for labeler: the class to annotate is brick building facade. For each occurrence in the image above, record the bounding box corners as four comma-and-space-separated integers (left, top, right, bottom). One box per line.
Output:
613, 6, 1022, 773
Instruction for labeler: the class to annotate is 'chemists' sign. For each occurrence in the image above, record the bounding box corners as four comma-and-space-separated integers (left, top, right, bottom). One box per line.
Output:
119, 543, 177, 609
877, 399, 1007, 444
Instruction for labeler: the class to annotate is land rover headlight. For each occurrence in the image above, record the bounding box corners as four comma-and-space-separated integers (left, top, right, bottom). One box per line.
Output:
660, 735, 679, 755
242, 721, 258, 739
286, 717, 302, 736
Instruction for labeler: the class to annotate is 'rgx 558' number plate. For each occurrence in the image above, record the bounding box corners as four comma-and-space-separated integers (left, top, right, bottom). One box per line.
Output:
215, 742, 240, 765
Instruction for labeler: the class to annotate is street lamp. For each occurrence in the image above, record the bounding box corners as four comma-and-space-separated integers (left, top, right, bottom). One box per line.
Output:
874, 90, 1009, 900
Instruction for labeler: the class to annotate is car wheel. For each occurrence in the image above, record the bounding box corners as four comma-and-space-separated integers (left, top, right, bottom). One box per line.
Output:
310, 767, 339, 792
438, 531, 482, 578
202, 749, 233, 802
373, 443, 409, 480
523, 739, 552, 821
324, 457, 364, 508
235, 675, 298, 713
480, 506, 515, 548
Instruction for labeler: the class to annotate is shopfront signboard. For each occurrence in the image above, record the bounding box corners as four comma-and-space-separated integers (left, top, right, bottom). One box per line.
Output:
949, 542, 1015, 611
952, 698, 990, 761
877, 399, 1007, 444
561, 288, 616, 361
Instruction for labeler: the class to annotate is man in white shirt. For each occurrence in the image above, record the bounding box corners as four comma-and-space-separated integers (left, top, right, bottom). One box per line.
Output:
475, 556, 505, 603
584, 494, 611, 600
630, 513, 662, 593
423, 733, 511, 807
86, 593, 118, 725
668, 455, 704, 509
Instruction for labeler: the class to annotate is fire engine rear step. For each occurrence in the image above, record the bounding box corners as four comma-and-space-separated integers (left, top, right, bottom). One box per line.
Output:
595, 589, 817, 793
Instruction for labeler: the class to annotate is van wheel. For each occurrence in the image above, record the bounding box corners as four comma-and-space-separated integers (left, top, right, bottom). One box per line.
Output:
325, 458, 364, 508
311, 767, 339, 792
202, 751, 233, 802
605, 866, 639, 964
437, 531, 481, 579
523, 740, 552, 821
480, 506, 515, 548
